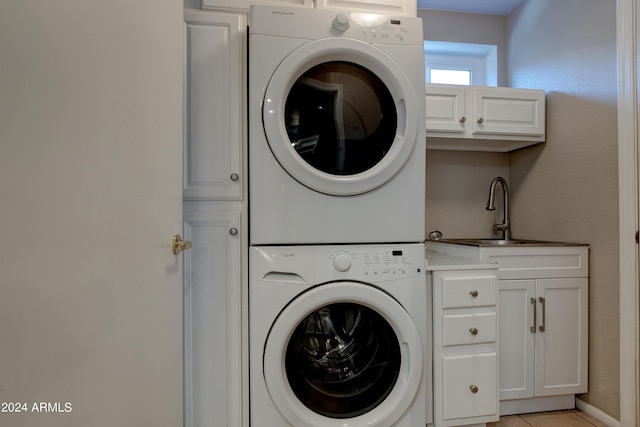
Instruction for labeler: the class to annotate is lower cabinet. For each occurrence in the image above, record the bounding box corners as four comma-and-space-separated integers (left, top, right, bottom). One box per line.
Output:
183, 207, 243, 427
432, 269, 499, 426
499, 278, 588, 413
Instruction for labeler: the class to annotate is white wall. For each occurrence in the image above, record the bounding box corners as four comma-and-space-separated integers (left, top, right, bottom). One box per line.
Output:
425, 151, 510, 239
506, 0, 619, 419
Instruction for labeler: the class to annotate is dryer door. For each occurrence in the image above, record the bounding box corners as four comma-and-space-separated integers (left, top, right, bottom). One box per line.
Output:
262, 38, 419, 196
263, 281, 422, 427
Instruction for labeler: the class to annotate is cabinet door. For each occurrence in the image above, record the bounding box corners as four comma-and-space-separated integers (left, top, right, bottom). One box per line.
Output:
471, 87, 545, 137
183, 210, 242, 427
535, 278, 588, 396
442, 353, 498, 421
184, 11, 244, 200
315, 0, 416, 16
426, 84, 466, 134
201, 0, 313, 12
499, 280, 536, 400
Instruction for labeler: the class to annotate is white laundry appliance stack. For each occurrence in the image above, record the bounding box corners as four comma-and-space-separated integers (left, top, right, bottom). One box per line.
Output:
247, 5, 429, 427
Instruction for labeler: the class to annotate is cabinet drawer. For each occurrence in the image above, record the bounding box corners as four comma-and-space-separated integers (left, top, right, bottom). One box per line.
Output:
443, 312, 496, 346
441, 275, 496, 308
442, 353, 498, 420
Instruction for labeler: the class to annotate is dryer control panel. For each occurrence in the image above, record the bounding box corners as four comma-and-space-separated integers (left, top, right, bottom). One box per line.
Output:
249, 5, 424, 46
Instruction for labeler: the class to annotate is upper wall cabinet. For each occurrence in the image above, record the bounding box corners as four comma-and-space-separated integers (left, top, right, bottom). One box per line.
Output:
184, 10, 245, 200
426, 84, 546, 152
201, 0, 416, 16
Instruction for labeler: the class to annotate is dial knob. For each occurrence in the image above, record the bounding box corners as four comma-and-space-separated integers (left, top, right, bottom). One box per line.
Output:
333, 254, 351, 272
333, 13, 350, 31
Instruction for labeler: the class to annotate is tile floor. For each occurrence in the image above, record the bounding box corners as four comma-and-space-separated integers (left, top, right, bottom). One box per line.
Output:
487, 410, 609, 427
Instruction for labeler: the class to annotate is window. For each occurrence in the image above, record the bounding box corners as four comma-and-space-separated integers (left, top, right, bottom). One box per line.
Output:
424, 41, 497, 86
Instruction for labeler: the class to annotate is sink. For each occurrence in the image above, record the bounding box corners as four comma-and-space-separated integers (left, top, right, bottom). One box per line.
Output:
436, 238, 585, 247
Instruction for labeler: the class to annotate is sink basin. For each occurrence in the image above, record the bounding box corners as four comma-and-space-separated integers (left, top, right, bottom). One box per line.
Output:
436, 238, 585, 247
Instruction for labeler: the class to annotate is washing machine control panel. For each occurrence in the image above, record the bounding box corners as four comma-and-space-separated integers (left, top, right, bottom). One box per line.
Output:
327, 245, 424, 280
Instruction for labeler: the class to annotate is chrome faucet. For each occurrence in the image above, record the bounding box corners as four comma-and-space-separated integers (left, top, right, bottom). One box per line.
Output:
486, 177, 511, 240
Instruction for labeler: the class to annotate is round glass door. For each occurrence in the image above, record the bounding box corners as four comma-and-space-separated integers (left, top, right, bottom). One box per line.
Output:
262, 38, 419, 196
285, 302, 400, 418
263, 282, 422, 427
285, 62, 397, 177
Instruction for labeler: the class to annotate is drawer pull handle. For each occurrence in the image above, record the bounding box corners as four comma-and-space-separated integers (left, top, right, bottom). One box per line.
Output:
469, 327, 479, 336
470, 385, 479, 394
530, 297, 537, 333
459, 116, 467, 123
539, 297, 546, 332
469, 290, 479, 298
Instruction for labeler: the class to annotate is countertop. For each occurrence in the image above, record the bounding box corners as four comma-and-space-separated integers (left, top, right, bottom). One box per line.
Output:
425, 248, 498, 271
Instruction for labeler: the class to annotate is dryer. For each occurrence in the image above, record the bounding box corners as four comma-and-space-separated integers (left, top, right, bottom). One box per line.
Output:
249, 5, 426, 245
249, 243, 432, 427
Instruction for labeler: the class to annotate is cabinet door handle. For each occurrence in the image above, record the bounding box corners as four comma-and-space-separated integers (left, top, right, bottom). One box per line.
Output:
229, 227, 238, 236
459, 116, 466, 123
469, 385, 479, 394
469, 327, 479, 336
469, 290, 479, 298
477, 117, 484, 124
539, 297, 546, 332
530, 297, 537, 333
230, 173, 239, 182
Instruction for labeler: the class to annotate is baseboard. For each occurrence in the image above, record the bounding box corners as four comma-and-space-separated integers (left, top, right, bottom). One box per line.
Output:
575, 398, 620, 427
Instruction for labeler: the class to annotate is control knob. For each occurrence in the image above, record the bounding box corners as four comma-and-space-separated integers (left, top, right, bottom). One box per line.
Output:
333, 13, 350, 31
333, 253, 351, 272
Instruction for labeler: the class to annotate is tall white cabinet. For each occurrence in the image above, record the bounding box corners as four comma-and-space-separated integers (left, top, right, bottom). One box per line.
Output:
183, 9, 247, 427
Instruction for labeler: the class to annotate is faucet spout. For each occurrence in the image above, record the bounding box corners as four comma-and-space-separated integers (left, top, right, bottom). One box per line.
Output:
486, 177, 511, 240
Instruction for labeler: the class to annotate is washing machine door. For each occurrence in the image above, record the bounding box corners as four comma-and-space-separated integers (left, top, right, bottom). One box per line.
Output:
263, 281, 423, 427
262, 38, 419, 196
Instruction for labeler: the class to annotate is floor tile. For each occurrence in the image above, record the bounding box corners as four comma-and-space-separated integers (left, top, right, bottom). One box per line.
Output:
572, 409, 609, 427
519, 410, 597, 426
487, 415, 532, 427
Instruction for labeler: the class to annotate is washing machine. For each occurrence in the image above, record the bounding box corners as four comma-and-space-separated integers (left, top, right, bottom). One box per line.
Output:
249, 5, 426, 245
249, 243, 432, 427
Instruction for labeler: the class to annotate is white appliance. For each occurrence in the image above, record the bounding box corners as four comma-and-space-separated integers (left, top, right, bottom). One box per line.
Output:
249, 243, 431, 427
249, 5, 426, 245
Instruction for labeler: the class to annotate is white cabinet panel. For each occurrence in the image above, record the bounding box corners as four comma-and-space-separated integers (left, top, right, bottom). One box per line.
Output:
442, 353, 498, 420
202, 0, 313, 12
440, 274, 497, 308
425, 85, 466, 134
442, 312, 497, 346
535, 278, 589, 396
183, 210, 242, 427
184, 10, 244, 200
499, 280, 536, 400
472, 87, 545, 137
316, 0, 416, 16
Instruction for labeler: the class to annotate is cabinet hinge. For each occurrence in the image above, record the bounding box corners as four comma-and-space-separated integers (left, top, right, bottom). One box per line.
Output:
636, 231, 639, 244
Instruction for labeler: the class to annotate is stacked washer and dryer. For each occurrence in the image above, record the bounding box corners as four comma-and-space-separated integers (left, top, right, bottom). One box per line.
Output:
248, 5, 430, 427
